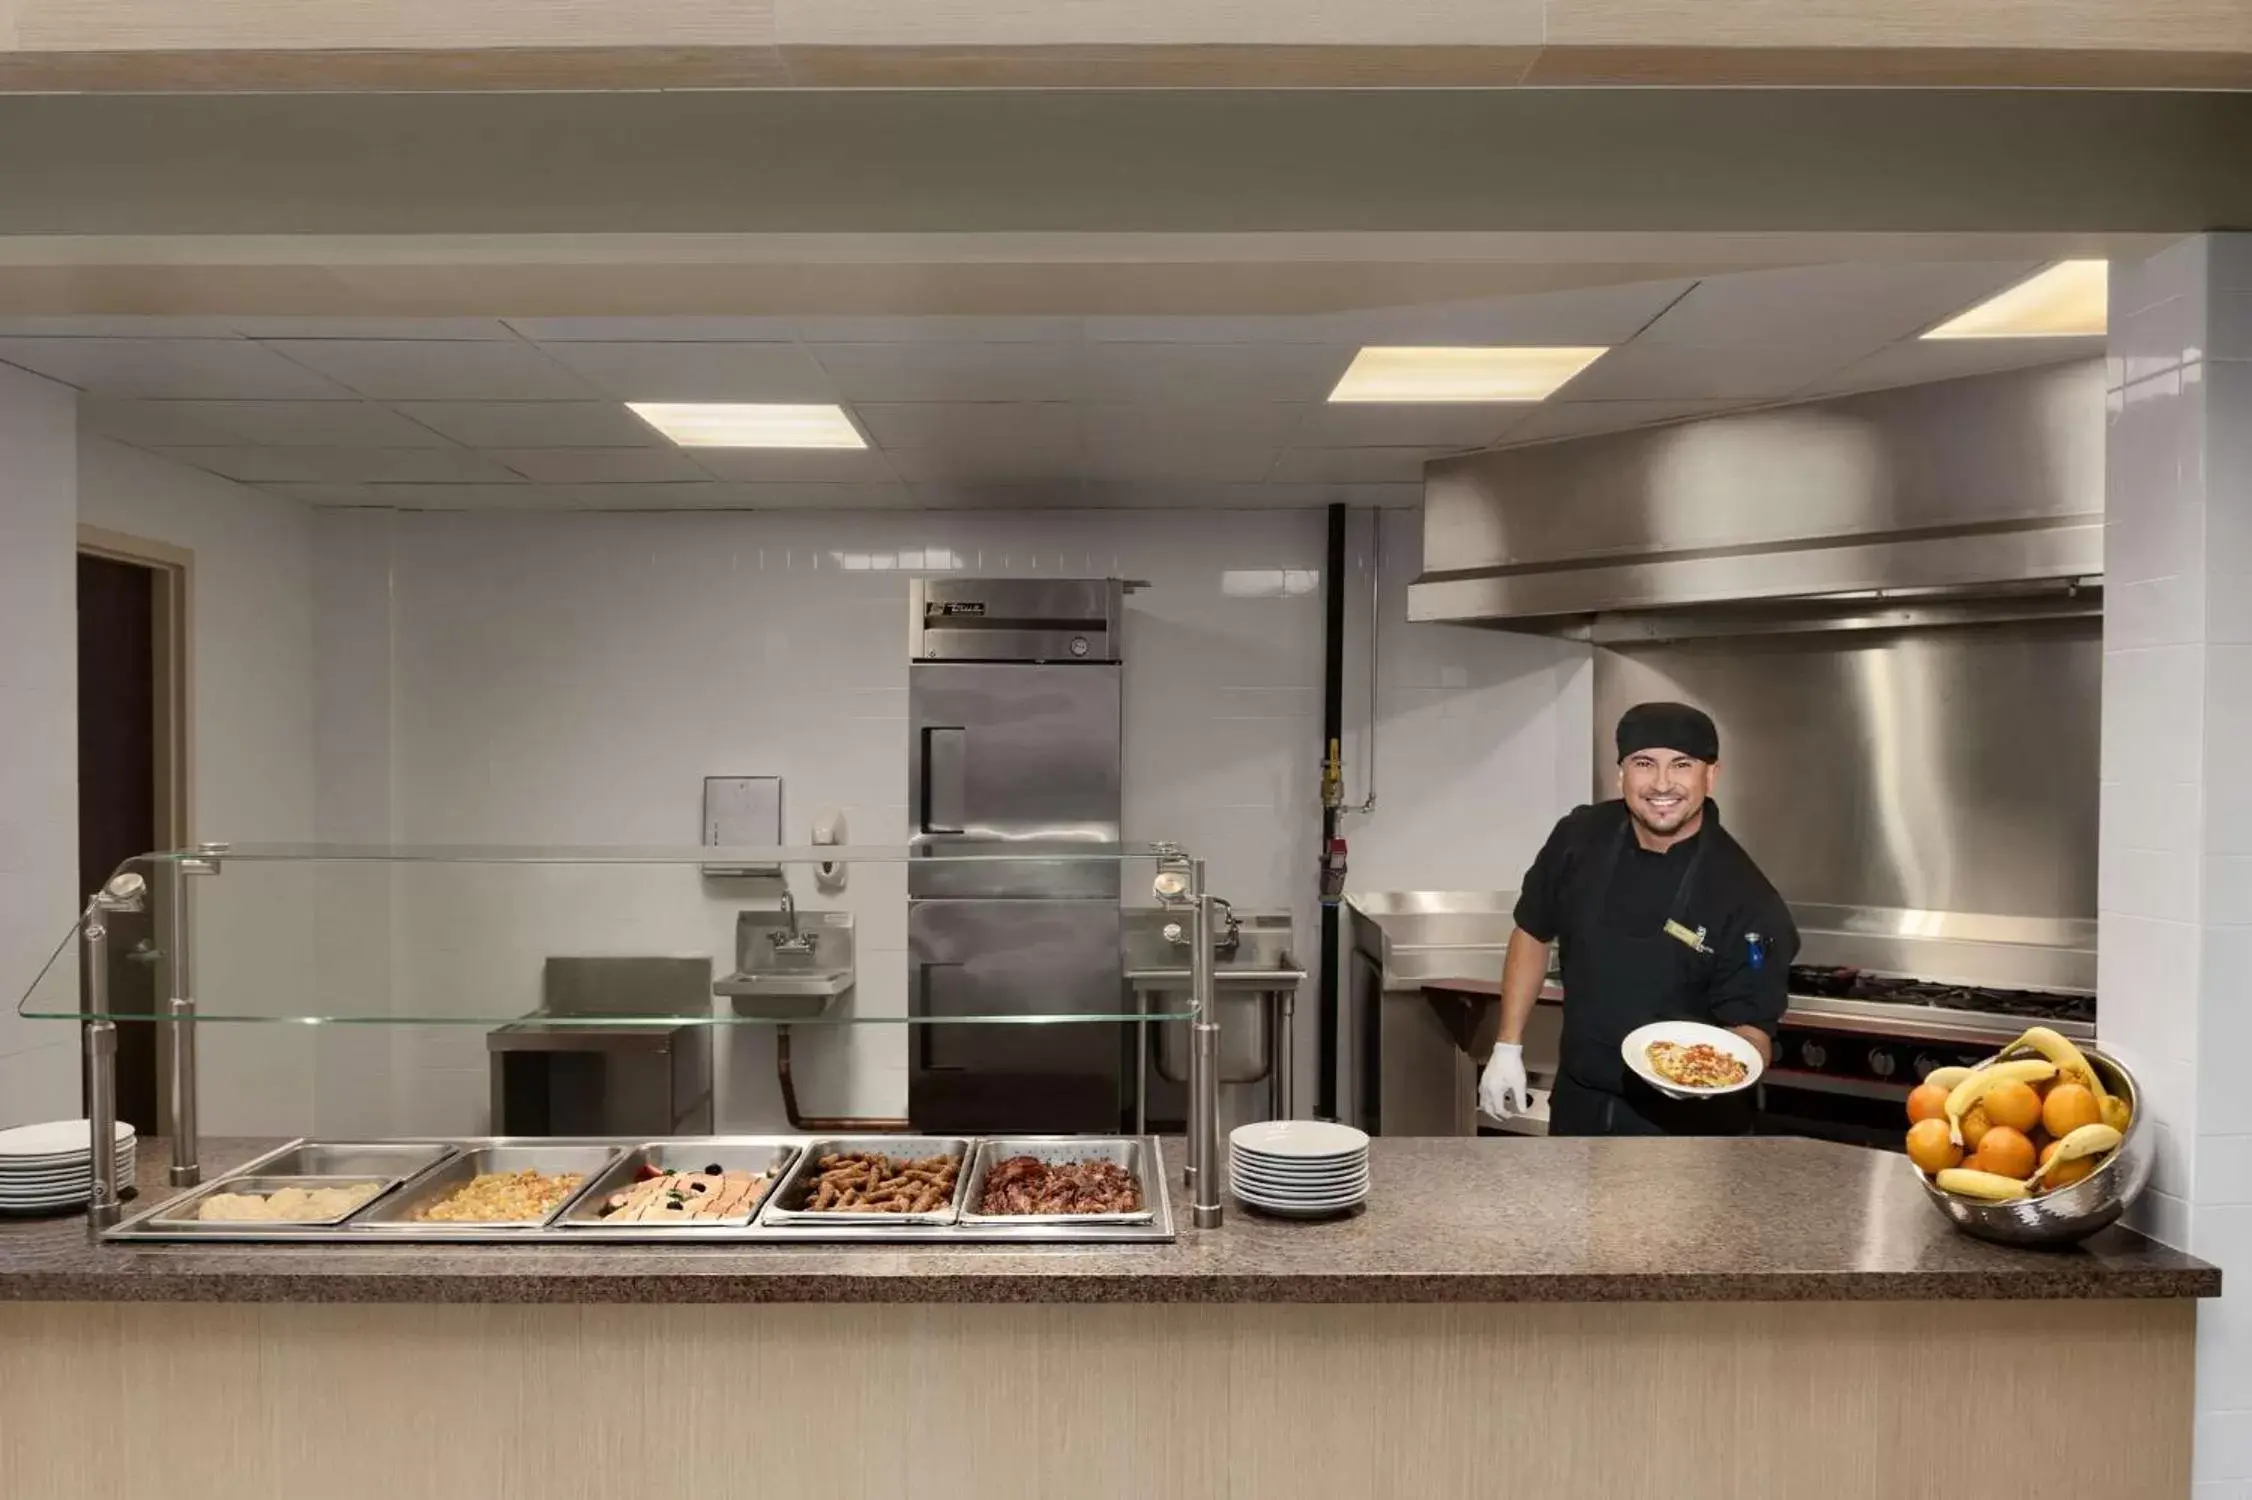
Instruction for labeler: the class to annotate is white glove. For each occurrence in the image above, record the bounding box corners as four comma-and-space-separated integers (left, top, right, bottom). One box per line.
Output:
1479, 1042, 1532, 1119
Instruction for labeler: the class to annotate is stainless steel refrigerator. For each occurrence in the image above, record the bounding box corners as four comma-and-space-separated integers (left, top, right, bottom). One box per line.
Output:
907, 578, 1125, 1133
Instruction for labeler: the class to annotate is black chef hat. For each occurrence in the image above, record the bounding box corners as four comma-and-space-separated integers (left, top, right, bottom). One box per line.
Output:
1616, 701, 1719, 764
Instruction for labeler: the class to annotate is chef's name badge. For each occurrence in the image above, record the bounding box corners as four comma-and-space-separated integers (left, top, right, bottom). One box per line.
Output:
1663, 919, 1711, 953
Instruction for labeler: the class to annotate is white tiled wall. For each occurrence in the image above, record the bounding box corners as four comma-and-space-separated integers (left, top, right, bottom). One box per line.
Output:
2100, 232, 2252, 1490
1339, 507, 1592, 895
0, 364, 79, 1124
302, 505, 1586, 1133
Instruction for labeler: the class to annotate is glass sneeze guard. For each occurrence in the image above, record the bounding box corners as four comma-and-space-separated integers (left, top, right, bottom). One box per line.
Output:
17, 842, 1209, 1027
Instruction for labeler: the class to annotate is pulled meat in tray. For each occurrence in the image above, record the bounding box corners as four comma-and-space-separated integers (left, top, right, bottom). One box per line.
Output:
798, 1152, 959, 1214
976, 1156, 1144, 1216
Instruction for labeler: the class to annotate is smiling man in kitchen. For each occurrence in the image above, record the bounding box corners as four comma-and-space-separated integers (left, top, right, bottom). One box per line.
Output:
1479, 702, 1800, 1136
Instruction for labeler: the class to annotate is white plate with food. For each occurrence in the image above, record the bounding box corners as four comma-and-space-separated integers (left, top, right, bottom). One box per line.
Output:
1622, 1021, 1764, 1099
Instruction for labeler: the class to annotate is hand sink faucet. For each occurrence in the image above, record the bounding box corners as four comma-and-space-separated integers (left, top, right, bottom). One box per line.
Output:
769, 891, 821, 956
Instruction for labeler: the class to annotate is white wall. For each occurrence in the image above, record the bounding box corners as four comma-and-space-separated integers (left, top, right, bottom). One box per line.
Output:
2097, 232, 2252, 1492
1339, 506, 1592, 897
307, 504, 1584, 1133
75, 436, 319, 1135
0, 365, 80, 1125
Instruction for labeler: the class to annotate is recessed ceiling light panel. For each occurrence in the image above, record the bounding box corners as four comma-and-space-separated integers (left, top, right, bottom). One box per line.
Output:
628, 402, 866, 448
1922, 261, 2108, 340
1328, 346, 1609, 404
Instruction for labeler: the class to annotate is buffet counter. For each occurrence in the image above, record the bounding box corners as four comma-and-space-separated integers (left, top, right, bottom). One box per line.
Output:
0, 1136, 2215, 1499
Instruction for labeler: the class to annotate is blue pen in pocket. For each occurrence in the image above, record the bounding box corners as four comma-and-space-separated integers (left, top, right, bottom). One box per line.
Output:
1746, 932, 1765, 971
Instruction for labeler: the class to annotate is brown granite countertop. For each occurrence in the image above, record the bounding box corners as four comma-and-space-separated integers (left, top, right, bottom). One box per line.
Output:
0, 1136, 2217, 1305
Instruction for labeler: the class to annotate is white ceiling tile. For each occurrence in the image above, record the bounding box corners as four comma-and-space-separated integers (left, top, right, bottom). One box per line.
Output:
173, 400, 456, 448
151, 447, 523, 484
1802, 340, 2100, 399
1268, 449, 1442, 484
790, 316, 1082, 344
390, 401, 663, 448
80, 399, 246, 447
1498, 399, 1751, 446
1080, 344, 1352, 403
1289, 403, 1527, 449
1079, 402, 1307, 449
0, 338, 353, 399
1637, 263, 2045, 348
810, 343, 1080, 402
0, 316, 244, 338
536, 341, 832, 402
229, 318, 517, 340
1082, 315, 1338, 344
1088, 442, 1278, 484
606, 481, 919, 510
886, 447, 1084, 483
908, 480, 1089, 509
853, 402, 1078, 451
1317, 280, 1700, 346
1081, 481, 1422, 509
1555, 342, 1843, 401
686, 448, 900, 482
345, 484, 615, 511
268, 339, 592, 400
485, 448, 712, 483
502, 316, 801, 342
255, 483, 384, 507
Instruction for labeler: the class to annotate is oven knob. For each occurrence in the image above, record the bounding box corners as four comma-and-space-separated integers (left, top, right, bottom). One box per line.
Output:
1912, 1054, 1942, 1080
1868, 1049, 1897, 1079
1800, 1039, 1828, 1070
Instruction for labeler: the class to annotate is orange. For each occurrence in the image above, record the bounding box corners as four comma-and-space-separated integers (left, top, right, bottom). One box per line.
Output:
1960, 1104, 1994, 1152
2043, 1083, 2102, 1138
1905, 1118, 1963, 1175
1983, 1079, 2043, 1133
1973, 1125, 2037, 1181
1906, 1082, 1951, 1126
2032, 1138, 2097, 1191
2045, 1156, 2098, 1190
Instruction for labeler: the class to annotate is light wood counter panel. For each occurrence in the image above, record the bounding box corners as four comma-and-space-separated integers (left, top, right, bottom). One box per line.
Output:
0, 1299, 2195, 1499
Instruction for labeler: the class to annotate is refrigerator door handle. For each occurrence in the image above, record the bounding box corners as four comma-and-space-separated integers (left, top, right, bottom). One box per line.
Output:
913, 958, 968, 1070
921, 726, 968, 835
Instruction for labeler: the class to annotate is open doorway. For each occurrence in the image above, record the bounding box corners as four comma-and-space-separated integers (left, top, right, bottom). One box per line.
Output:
74, 528, 190, 1136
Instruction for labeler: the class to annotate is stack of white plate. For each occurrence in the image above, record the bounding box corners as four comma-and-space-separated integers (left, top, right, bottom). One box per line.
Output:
0, 1120, 137, 1214
1229, 1120, 1370, 1219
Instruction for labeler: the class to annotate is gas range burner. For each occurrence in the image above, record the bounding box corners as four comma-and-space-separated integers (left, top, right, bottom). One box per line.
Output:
1787, 965, 2095, 1026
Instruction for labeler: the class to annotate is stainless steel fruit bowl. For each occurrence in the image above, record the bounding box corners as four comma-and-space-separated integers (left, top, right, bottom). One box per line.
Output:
1915, 1046, 2151, 1247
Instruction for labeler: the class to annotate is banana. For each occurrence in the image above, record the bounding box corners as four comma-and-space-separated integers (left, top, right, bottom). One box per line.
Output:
2030, 1123, 2124, 1184
2101, 1094, 2133, 1133
1937, 1168, 2032, 1201
1923, 1066, 1976, 1093
1944, 1059, 2057, 1146
2003, 1026, 2110, 1104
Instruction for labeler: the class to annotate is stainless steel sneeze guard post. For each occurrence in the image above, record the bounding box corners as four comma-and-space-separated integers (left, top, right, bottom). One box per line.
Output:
1190, 860, 1224, 1229
82, 872, 145, 1232
167, 847, 220, 1189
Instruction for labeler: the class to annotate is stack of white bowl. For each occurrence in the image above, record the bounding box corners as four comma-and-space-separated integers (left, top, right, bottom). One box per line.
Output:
0, 1120, 137, 1214
1228, 1120, 1370, 1218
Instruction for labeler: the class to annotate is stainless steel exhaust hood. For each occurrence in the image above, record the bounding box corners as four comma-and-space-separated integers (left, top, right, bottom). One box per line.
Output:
1407, 360, 2104, 640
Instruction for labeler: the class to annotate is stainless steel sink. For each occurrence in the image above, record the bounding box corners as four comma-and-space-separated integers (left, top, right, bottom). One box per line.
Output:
1123, 912, 1304, 1086
715, 906, 855, 1020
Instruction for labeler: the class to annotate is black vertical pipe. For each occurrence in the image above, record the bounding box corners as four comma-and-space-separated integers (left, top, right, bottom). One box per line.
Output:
1317, 503, 1347, 1120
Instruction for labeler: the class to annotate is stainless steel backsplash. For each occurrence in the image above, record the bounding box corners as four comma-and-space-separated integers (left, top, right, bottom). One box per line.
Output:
1592, 617, 2098, 921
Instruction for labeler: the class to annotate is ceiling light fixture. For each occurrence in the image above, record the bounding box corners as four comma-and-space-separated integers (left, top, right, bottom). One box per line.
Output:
1328, 346, 1609, 404
1921, 261, 2108, 340
627, 402, 866, 448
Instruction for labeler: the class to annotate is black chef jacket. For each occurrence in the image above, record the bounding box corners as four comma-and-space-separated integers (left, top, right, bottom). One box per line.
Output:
1513, 799, 1798, 1137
